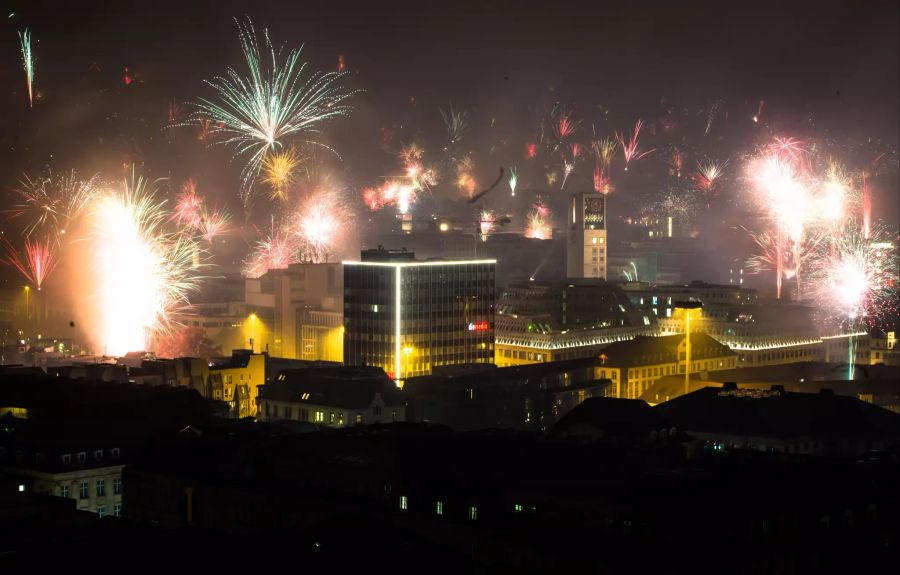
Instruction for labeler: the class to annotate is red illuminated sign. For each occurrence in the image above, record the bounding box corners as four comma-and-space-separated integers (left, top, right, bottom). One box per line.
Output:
468, 321, 490, 332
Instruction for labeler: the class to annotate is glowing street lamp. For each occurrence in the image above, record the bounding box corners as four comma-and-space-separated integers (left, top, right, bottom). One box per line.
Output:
674, 300, 703, 397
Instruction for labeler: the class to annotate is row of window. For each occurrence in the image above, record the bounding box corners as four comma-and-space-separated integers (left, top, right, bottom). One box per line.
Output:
60, 478, 122, 499
60, 449, 120, 465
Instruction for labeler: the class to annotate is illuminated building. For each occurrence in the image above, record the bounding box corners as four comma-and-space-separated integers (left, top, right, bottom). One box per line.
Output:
495, 281, 657, 366
871, 331, 899, 366
1, 445, 125, 518
257, 366, 405, 426
595, 333, 738, 399
245, 262, 343, 359
343, 248, 495, 383
209, 350, 266, 417
566, 192, 607, 279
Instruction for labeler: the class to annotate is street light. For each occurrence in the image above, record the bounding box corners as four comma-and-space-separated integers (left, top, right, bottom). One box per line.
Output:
674, 300, 703, 397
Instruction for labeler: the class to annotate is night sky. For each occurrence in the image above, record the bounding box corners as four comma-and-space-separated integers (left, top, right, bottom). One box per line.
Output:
1, 0, 898, 287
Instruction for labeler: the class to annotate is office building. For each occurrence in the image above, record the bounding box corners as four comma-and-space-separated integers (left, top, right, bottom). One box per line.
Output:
343, 248, 495, 382
567, 192, 607, 279
495, 280, 658, 366
244, 262, 344, 360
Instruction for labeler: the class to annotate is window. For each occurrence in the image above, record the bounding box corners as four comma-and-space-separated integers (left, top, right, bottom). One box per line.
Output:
392, 410, 398, 422
114, 504, 122, 517
77, 452, 86, 464
514, 503, 523, 512
329, 412, 335, 424
285, 406, 293, 420
111, 448, 120, 460
94, 450, 103, 461
113, 478, 122, 495
96, 480, 106, 497
436, 501, 444, 515
60, 485, 69, 498
62, 454, 72, 465
399, 495, 408, 510
469, 506, 478, 521
355, 413, 363, 425
80, 481, 89, 499
315, 411, 324, 422
97, 505, 107, 518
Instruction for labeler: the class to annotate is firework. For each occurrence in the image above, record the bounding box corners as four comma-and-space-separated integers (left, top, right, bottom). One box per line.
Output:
198, 206, 231, 243
173, 178, 204, 228
560, 160, 575, 190
192, 17, 356, 205
90, 172, 203, 355
2, 236, 57, 291
551, 106, 579, 144
19, 28, 33, 107
525, 199, 552, 240
809, 222, 898, 378
243, 229, 294, 278
440, 104, 469, 147
704, 99, 723, 135
262, 147, 301, 201
10, 170, 101, 236
616, 119, 655, 171
479, 209, 496, 236
669, 148, 685, 178
289, 188, 350, 263
508, 166, 518, 196
364, 180, 418, 214
592, 137, 617, 195
456, 155, 477, 197
695, 159, 728, 193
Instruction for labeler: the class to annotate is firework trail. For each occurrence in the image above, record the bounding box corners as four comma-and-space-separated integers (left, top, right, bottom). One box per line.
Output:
192, 17, 356, 206
616, 119, 655, 171
508, 166, 518, 196
262, 147, 301, 201
90, 172, 203, 355
560, 160, 575, 190
669, 147, 685, 178
525, 199, 552, 240
440, 104, 469, 147
456, 155, 477, 197
704, 99, 723, 135
9, 171, 101, 237
2, 236, 58, 291
19, 29, 33, 107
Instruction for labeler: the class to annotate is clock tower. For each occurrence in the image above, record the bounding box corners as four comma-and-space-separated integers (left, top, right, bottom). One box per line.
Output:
566, 192, 607, 279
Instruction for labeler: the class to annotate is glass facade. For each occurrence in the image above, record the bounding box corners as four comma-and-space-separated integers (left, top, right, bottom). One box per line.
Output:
344, 259, 496, 381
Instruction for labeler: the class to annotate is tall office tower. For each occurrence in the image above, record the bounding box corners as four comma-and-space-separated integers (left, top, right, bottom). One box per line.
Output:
567, 192, 607, 279
343, 248, 496, 384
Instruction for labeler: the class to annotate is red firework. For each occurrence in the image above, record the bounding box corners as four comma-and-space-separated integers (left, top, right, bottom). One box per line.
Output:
2, 236, 58, 290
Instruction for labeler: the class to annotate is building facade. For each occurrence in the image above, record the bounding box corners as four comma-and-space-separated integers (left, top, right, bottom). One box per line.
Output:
209, 350, 266, 418
343, 248, 495, 382
567, 192, 607, 279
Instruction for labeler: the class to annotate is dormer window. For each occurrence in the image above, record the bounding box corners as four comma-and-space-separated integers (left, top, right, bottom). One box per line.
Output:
301, 392, 310, 400
111, 448, 120, 460
62, 454, 72, 465
77, 452, 86, 464
94, 450, 103, 462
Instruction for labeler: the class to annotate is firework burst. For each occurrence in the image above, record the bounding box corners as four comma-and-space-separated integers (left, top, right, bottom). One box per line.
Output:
192, 17, 356, 205
10, 170, 101, 237
173, 178, 204, 228
441, 104, 469, 147
262, 147, 301, 201
695, 159, 728, 193
198, 206, 231, 243
616, 119, 655, 171
289, 188, 351, 263
90, 172, 203, 355
525, 199, 552, 240
2, 236, 57, 291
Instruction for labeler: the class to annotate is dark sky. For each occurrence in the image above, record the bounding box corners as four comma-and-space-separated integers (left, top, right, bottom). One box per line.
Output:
0, 0, 897, 284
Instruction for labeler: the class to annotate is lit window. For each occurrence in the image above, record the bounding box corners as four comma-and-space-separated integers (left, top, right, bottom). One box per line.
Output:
469, 506, 478, 521
399, 495, 408, 510
514, 504, 523, 512
18, 484, 25, 492
301, 392, 310, 400
436, 501, 443, 515
315, 411, 324, 422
